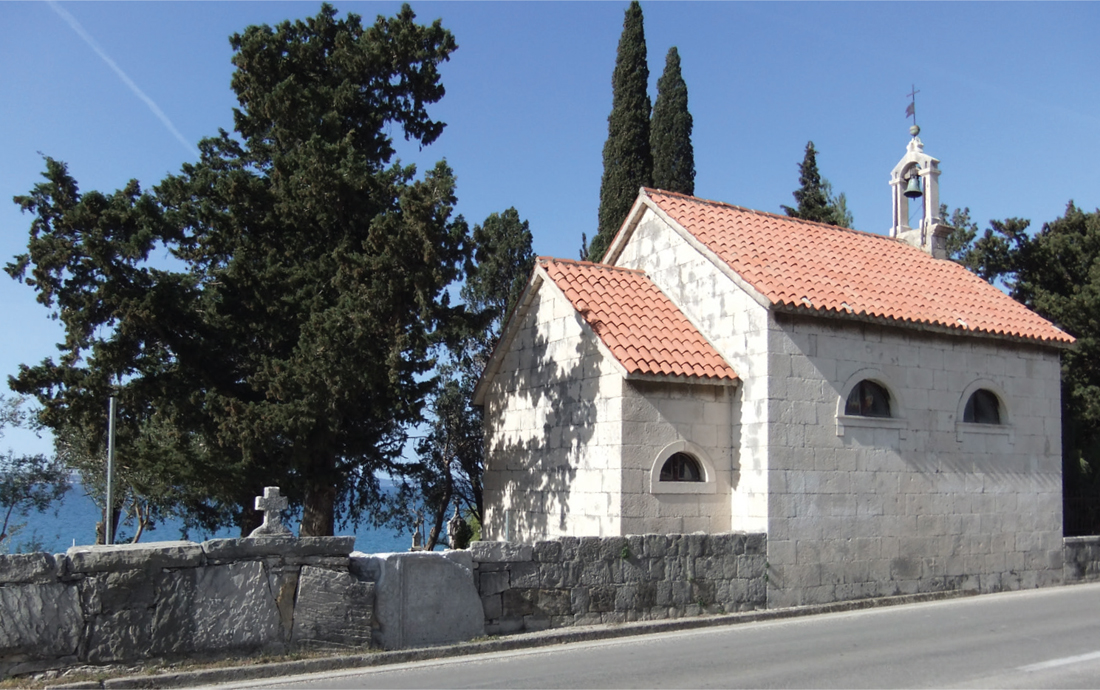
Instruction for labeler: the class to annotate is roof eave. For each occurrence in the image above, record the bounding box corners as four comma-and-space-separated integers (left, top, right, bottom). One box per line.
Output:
771, 303, 1076, 351
624, 372, 741, 387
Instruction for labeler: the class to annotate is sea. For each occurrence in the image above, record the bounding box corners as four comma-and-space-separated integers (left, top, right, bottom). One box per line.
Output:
10, 480, 424, 555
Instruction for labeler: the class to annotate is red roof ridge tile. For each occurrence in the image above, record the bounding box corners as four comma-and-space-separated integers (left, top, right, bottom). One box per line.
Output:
643, 187, 909, 244
539, 256, 647, 276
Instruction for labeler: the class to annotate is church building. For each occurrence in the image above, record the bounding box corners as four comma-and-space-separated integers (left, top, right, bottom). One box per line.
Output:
473, 135, 1073, 606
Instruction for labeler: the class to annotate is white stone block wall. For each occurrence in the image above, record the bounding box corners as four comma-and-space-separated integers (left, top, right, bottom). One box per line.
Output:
482, 284, 625, 542
616, 210, 772, 532
619, 381, 735, 535
764, 316, 1064, 607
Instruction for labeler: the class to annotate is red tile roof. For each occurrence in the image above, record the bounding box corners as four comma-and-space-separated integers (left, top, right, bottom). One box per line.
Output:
640, 189, 1074, 346
540, 258, 738, 382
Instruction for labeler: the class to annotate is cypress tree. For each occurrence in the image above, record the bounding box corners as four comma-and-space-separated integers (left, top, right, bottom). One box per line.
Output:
651, 46, 694, 195
782, 141, 832, 224
782, 141, 851, 227
590, 1, 651, 262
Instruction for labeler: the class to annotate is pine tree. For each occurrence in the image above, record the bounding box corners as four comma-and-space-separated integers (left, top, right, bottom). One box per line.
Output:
650, 47, 694, 195
782, 141, 833, 224
8, 5, 467, 537
590, 1, 651, 262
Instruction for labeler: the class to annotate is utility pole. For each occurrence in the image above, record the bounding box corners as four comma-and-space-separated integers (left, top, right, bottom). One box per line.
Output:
105, 393, 116, 545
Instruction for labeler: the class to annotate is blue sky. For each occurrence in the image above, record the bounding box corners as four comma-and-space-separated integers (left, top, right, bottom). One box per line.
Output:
2, 1, 1098, 456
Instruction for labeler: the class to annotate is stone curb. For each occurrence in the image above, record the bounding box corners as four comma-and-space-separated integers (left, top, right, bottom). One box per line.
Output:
49, 589, 972, 689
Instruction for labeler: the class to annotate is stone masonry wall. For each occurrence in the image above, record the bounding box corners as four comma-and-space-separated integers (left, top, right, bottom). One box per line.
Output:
0, 537, 372, 678
470, 533, 766, 635
1064, 536, 1100, 584
765, 316, 1064, 607
616, 209, 773, 534
481, 278, 626, 541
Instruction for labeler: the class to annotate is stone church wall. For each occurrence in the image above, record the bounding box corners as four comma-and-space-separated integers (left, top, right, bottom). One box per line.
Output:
481, 278, 627, 541
470, 533, 767, 635
765, 315, 1064, 607
615, 209, 773, 534
0, 537, 371, 678
618, 380, 736, 535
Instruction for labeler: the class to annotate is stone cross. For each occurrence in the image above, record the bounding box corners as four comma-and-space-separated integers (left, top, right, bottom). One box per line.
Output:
248, 486, 292, 537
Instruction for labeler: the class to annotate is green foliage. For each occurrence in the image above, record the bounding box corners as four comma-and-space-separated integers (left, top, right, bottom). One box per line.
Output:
781, 141, 852, 228
0, 396, 70, 553
408, 207, 535, 550
650, 47, 694, 196
940, 205, 979, 267
7, 4, 467, 537
951, 203, 1100, 534
590, 1, 651, 262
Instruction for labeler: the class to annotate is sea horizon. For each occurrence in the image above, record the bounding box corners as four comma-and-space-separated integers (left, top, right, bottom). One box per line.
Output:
8, 479, 432, 556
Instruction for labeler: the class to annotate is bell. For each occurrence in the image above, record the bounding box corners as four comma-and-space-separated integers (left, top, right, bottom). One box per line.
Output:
903, 175, 923, 199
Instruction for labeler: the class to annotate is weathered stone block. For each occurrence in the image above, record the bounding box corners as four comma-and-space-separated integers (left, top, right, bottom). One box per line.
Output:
510, 561, 540, 588
86, 606, 154, 663
570, 586, 589, 614
0, 583, 82, 661
537, 589, 571, 617
614, 585, 637, 610
479, 570, 510, 596
469, 541, 532, 563
99, 569, 156, 612
201, 536, 355, 564
481, 593, 502, 620
579, 561, 612, 586
192, 561, 283, 653
370, 552, 484, 650
67, 541, 204, 573
588, 586, 615, 613
501, 588, 537, 617
745, 533, 766, 555
539, 562, 565, 588
578, 537, 602, 563
621, 558, 646, 583
643, 534, 669, 558
533, 540, 563, 563
291, 566, 373, 649
671, 580, 693, 606
0, 553, 58, 585
558, 537, 579, 561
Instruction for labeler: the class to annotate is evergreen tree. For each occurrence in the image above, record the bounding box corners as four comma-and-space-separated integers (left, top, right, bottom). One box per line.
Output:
650, 47, 694, 195
407, 208, 535, 550
7, 4, 467, 537
782, 141, 851, 227
590, 1, 651, 262
952, 203, 1100, 535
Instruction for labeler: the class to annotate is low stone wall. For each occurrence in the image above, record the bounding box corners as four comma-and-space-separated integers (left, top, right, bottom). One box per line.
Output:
1064, 536, 1100, 583
470, 532, 767, 635
0, 537, 372, 678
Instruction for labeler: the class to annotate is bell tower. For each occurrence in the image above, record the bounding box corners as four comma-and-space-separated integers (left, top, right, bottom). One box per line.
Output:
889, 90, 950, 259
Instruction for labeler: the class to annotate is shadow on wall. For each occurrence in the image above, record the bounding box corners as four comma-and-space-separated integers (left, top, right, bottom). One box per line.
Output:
486, 303, 605, 540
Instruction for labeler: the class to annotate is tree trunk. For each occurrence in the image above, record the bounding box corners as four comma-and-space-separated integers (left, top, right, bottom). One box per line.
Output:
301, 483, 336, 536
424, 488, 451, 551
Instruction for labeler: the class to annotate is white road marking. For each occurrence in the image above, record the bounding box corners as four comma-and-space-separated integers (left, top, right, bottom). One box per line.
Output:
1019, 650, 1100, 673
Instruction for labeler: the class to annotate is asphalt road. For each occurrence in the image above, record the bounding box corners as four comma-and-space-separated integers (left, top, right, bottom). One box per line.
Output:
208, 582, 1100, 689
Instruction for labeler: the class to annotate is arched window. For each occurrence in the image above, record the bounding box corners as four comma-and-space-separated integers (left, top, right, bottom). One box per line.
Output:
844, 380, 892, 418
964, 389, 1002, 425
659, 452, 704, 482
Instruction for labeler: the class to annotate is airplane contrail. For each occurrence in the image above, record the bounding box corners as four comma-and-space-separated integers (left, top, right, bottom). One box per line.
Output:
48, 1, 199, 159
